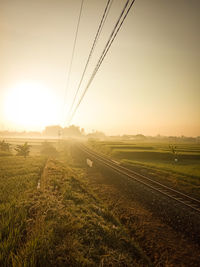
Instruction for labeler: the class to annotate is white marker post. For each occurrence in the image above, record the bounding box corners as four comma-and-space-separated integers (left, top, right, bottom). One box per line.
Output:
86, 158, 93, 167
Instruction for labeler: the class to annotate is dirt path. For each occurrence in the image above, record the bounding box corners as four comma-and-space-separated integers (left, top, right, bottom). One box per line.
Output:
84, 168, 200, 266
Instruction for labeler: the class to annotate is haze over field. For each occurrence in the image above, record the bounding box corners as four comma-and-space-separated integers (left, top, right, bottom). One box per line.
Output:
0, 0, 200, 136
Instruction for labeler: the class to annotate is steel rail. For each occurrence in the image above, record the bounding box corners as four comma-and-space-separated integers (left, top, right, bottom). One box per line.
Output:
78, 144, 200, 213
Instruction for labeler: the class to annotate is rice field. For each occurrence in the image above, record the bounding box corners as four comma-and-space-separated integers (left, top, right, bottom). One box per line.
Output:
0, 140, 149, 266
88, 139, 200, 198
0, 155, 46, 266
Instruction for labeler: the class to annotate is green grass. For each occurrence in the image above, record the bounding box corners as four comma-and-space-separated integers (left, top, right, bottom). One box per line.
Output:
0, 146, 150, 266
88, 140, 200, 177
0, 155, 46, 266
122, 159, 200, 179
88, 140, 200, 198
112, 149, 200, 161
0, 151, 12, 157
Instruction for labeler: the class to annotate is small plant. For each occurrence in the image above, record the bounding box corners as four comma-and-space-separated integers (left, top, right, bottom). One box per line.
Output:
15, 142, 31, 158
0, 140, 11, 152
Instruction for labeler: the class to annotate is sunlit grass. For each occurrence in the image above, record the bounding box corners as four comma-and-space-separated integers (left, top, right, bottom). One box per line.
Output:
0, 155, 46, 266
0, 146, 149, 266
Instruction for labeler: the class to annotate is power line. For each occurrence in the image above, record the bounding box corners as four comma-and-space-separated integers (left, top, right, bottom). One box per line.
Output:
95, 0, 136, 72
66, 0, 113, 124
62, 0, 84, 124
68, 0, 136, 124
68, 0, 132, 123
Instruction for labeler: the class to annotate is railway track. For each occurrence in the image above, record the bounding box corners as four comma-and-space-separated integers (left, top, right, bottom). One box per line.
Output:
78, 144, 200, 214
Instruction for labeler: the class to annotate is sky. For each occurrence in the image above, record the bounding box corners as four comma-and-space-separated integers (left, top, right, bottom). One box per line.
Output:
0, 0, 200, 136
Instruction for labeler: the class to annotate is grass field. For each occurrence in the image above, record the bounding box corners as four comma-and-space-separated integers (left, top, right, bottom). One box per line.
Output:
88, 140, 200, 198
1, 138, 199, 266
0, 139, 149, 266
0, 155, 46, 266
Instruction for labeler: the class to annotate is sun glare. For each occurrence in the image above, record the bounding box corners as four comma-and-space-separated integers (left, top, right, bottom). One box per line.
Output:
4, 82, 60, 130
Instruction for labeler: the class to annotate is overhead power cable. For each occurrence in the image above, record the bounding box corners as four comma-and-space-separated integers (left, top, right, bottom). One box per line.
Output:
66, 0, 113, 123
68, 0, 136, 124
62, 0, 84, 123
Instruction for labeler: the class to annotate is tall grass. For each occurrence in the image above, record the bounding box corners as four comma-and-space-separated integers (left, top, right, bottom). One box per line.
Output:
0, 156, 46, 266
0, 151, 149, 266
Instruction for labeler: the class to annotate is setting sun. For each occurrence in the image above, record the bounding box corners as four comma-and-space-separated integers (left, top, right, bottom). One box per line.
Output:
4, 82, 61, 130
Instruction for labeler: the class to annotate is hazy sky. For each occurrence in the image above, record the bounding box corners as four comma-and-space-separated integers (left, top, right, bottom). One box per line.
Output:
1, 0, 200, 136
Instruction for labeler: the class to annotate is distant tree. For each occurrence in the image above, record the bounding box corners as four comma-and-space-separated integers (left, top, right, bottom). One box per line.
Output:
40, 141, 58, 157
0, 140, 11, 152
87, 131, 106, 140
15, 142, 31, 158
63, 125, 82, 137
135, 134, 146, 139
43, 125, 63, 136
43, 124, 84, 137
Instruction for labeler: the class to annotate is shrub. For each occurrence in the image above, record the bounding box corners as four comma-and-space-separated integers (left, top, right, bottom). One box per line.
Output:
40, 141, 58, 157
0, 140, 11, 152
15, 142, 31, 158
